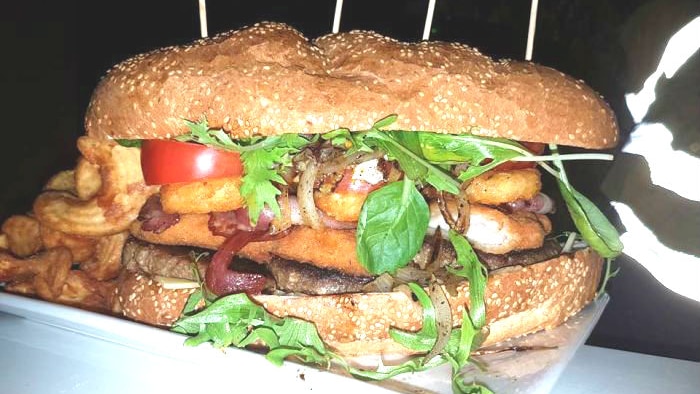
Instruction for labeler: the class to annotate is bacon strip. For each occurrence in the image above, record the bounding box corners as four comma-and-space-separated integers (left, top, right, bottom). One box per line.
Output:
208, 208, 274, 237
138, 195, 180, 234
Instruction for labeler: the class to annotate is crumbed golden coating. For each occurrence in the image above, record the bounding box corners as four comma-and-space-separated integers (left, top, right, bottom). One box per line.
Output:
33, 137, 156, 237
465, 205, 551, 254
130, 215, 369, 276
131, 203, 552, 275
160, 177, 245, 214
6, 270, 116, 313
314, 191, 367, 222
86, 22, 617, 148
241, 227, 367, 275
1, 215, 43, 257
40, 226, 97, 263
466, 168, 542, 205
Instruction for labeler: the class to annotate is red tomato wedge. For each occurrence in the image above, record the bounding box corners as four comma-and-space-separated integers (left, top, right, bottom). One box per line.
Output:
492, 141, 546, 171
140, 140, 243, 185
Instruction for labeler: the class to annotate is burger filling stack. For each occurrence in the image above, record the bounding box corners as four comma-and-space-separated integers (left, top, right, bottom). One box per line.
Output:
1, 22, 622, 389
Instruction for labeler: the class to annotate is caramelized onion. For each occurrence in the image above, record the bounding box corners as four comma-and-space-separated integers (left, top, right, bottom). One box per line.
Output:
437, 189, 471, 234
297, 154, 321, 229
426, 229, 444, 271
395, 266, 431, 284
506, 193, 555, 214
437, 192, 458, 230
425, 282, 453, 362
318, 151, 384, 176
274, 189, 293, 232
455, 191, 471, 235
362, 273, 394, 293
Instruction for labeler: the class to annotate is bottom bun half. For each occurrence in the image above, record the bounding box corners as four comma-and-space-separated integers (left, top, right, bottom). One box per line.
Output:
114, 248, 602, 357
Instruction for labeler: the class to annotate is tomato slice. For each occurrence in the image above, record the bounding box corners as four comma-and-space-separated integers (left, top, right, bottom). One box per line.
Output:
140, 140, 243, 185
492, 141, 546, 171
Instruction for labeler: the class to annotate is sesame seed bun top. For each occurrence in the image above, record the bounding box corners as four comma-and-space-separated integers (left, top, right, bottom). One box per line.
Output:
86, 21, 618, 149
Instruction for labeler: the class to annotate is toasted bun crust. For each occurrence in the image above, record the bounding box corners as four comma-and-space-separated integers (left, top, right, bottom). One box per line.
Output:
86, 22, 618, 148
115, 248, 602, 356
113, 270, 196, 326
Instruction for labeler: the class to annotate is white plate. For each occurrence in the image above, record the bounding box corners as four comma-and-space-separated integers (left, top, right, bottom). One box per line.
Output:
0, 291, 607, 393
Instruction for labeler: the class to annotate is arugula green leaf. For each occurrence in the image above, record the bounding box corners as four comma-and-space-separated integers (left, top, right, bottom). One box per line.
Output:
548, 144, 622, 258
448, 311, 478, 369
453, 378, 495, 394
348, 356, 440, 380
440, 310, 494, 392
322, 127, 352, 146
389, 283, 438, 352
557, 181, 623, 258
373, 114, 399, 129
322, 128, 373, 154
348, 283, 446, 380
366, 132, 461, 194
417, 132, 526, 163
176, 118, 234, 149
262, 319, 328, 366
173, 281, 494, 394
180, 289, 204, 316
415, 133, 527, 181
321, 112, 396, 154
444, 311, 493, 393
172, 293, 333, 367
275, 318, 327, 355
321, 115, 396, 153
356, 283, 491, 393
356, 178, 430, 274
597, 258, 619, 299
179, 252, 211, 317
323, 116, 460, 194
446, 231, 488, 329
115, 139, 142, 148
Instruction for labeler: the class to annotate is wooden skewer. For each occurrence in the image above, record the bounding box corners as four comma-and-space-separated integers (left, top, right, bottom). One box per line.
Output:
199, 0, 209, 38
525, 0, 540, 61
422, 0, 437, 40
332, 0, 344, 34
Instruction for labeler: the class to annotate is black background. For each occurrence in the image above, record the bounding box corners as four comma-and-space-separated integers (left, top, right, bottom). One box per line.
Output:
1, 0, 699, 361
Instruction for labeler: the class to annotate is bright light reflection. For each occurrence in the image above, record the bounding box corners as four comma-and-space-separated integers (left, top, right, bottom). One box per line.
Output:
624, 17, 700, 123
623, 123, 700, 202
613, 16, 700, 302
195, 150, 215, 176
612, 202, 700, 301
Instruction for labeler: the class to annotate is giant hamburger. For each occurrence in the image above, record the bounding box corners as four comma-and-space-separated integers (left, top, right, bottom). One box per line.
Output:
15, 21, 620, 370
